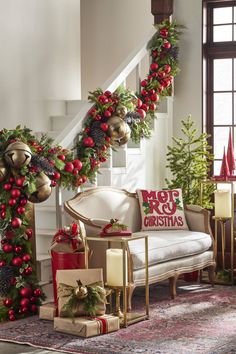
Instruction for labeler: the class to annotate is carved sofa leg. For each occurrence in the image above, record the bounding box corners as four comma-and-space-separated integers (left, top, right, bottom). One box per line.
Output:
127, 283, 135, 312
169, 275, 179, 299
208, 264, 216, 287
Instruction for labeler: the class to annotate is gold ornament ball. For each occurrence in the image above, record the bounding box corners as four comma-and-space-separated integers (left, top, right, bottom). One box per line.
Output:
28, 172, 52, 203
74, 285, 88, 299
4, 141, 32, 169
117, 123, 131, 146
107, 116, 127, 142
0, 158, 7, 182
116, 105, 128, 119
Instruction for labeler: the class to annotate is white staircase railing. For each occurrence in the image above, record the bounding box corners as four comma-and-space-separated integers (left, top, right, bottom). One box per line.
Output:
53, 28, 156, 228
53, 28, 156, 148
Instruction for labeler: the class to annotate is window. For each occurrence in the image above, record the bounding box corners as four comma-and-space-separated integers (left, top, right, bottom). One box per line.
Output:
203, 0, 236, 175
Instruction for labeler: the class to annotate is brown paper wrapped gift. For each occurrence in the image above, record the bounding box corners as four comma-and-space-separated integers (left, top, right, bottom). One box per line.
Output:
54, 314, 120, 337
56, 269, 106, 317
39, 302, 57, 320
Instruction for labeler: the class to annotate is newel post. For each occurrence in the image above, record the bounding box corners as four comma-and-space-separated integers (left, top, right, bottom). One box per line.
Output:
151, 0, 173, 24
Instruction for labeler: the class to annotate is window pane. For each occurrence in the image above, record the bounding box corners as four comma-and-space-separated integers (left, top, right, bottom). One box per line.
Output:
214, 59, 232, 91
213, 25, 232, 42
214, 93, 232, 125
214, 7, 232, 24
214, 161, 222, 175
214, 127, 229, 159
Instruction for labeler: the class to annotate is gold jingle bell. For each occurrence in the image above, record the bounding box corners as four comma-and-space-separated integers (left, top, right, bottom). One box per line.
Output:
116, 105, 128, 119
107, 116, 127, 145
74, 285, 88, 300
28, 172, 52, 203
0, 158, 7, 182
4, 141, 32, 169
116, 123, 131, 146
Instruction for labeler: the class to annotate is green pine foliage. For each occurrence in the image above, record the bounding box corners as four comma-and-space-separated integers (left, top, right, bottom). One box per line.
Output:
166, 115, 214, 208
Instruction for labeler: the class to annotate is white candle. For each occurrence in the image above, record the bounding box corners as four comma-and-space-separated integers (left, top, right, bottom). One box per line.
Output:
106, 249, 128, 287
214, 190, 232, 218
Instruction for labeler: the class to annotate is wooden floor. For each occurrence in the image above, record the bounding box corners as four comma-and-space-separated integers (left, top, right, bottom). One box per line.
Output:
0, 342, 63, 354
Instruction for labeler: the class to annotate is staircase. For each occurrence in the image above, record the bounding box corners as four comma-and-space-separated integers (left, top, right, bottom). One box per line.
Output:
35, 27, 174, 301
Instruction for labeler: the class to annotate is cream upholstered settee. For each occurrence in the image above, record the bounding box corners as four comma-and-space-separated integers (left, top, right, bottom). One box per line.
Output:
64, 187, 216, 306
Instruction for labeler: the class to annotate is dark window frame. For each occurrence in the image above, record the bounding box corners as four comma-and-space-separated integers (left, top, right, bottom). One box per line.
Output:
203, 0, 236, 175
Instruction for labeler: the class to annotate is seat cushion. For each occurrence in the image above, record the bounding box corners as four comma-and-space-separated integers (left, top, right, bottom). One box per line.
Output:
128, 230, 212, 270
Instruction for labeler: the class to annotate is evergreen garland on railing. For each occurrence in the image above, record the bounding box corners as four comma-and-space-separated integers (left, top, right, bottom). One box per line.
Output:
75, 20, 183, 184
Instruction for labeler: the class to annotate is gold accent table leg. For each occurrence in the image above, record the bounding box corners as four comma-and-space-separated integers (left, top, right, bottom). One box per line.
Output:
220, 221, 226, 270
113, 288, 123, 318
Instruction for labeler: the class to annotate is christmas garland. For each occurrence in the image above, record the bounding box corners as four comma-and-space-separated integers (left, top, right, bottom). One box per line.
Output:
0, 126, 80, 321
0, 19, 182, 322
75, 20, 182, 184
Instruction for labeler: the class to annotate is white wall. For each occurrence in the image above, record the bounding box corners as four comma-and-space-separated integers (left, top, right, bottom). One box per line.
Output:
81, 0, 153, 98
173, 0, 202, 133
0, 0, 81, 132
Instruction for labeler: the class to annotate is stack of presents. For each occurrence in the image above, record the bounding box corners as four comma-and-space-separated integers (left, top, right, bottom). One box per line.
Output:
39, 223, 120, 337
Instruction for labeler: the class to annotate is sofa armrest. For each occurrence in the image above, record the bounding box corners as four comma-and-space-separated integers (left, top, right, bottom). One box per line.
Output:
185, 204, 213, 235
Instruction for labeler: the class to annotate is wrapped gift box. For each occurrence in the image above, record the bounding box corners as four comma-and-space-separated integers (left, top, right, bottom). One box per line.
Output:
56, 268, 106, 317
54, 314, 119, 337
51, 223, 85, 304
39, 302, 57, 320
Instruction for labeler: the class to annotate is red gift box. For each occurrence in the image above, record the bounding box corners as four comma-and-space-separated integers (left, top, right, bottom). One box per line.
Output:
51, 223, 86, 306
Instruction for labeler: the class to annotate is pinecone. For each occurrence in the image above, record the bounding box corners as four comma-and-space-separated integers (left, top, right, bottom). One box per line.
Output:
90, 121, 106, 146
0, 266, 16, 296
125, 112, 141, 125
169, 46, 179, 61
31, 155, 56, 175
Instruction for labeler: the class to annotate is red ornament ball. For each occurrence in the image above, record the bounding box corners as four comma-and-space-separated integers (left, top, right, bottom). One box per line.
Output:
15, 177, 25, 186
30, 296, 37, 303
22, 254, 31, 262
14, 245, 23, 254
83, 137, 94, 147
0, 211, 6, 219
72, 159, 83, 171
20, 287, 32, 298
64, 162, 74, 173
12, 257, 23, 267
3, 244, 13, 253
104, 110, 111, 118
20, 298, 30, 308
8, 198, 17, 207
33, 288, 42, 297
0, 203, 6, 210
21, 306, 28, 314
16, 206, 25, 215
11, 189, 21, 198
30, 304, 38, 313
11, 217, 22, 228
0, 260, 6, 267
9, 315, 15, 321
8, 309, 14, 316
160, 28, 168, 37
24, 266, 33, 276
3, 298, 13, 307
141, 80, 148, 87
3, 183, 12, 190
20, 198, 28, 206
136, 109, 146, 120
150, 93, 159, 102
53, 171, 61, 180
25, 228, 33, 239
163, 41, 171, 49
10, 278, 17, 286
150, 62, 159, 71
100, 123, 109, 132
57, 154, 66, 161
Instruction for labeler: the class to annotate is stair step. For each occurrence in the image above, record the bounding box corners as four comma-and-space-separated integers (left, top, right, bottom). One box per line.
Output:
50, 115, 74, 131
37, 254, 52, 283
36, 229, 55, 255
66, 100, 88, 115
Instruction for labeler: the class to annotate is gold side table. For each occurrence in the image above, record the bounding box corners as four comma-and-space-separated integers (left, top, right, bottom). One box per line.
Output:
200, 180, 235, 284
85, 234, 149, 327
